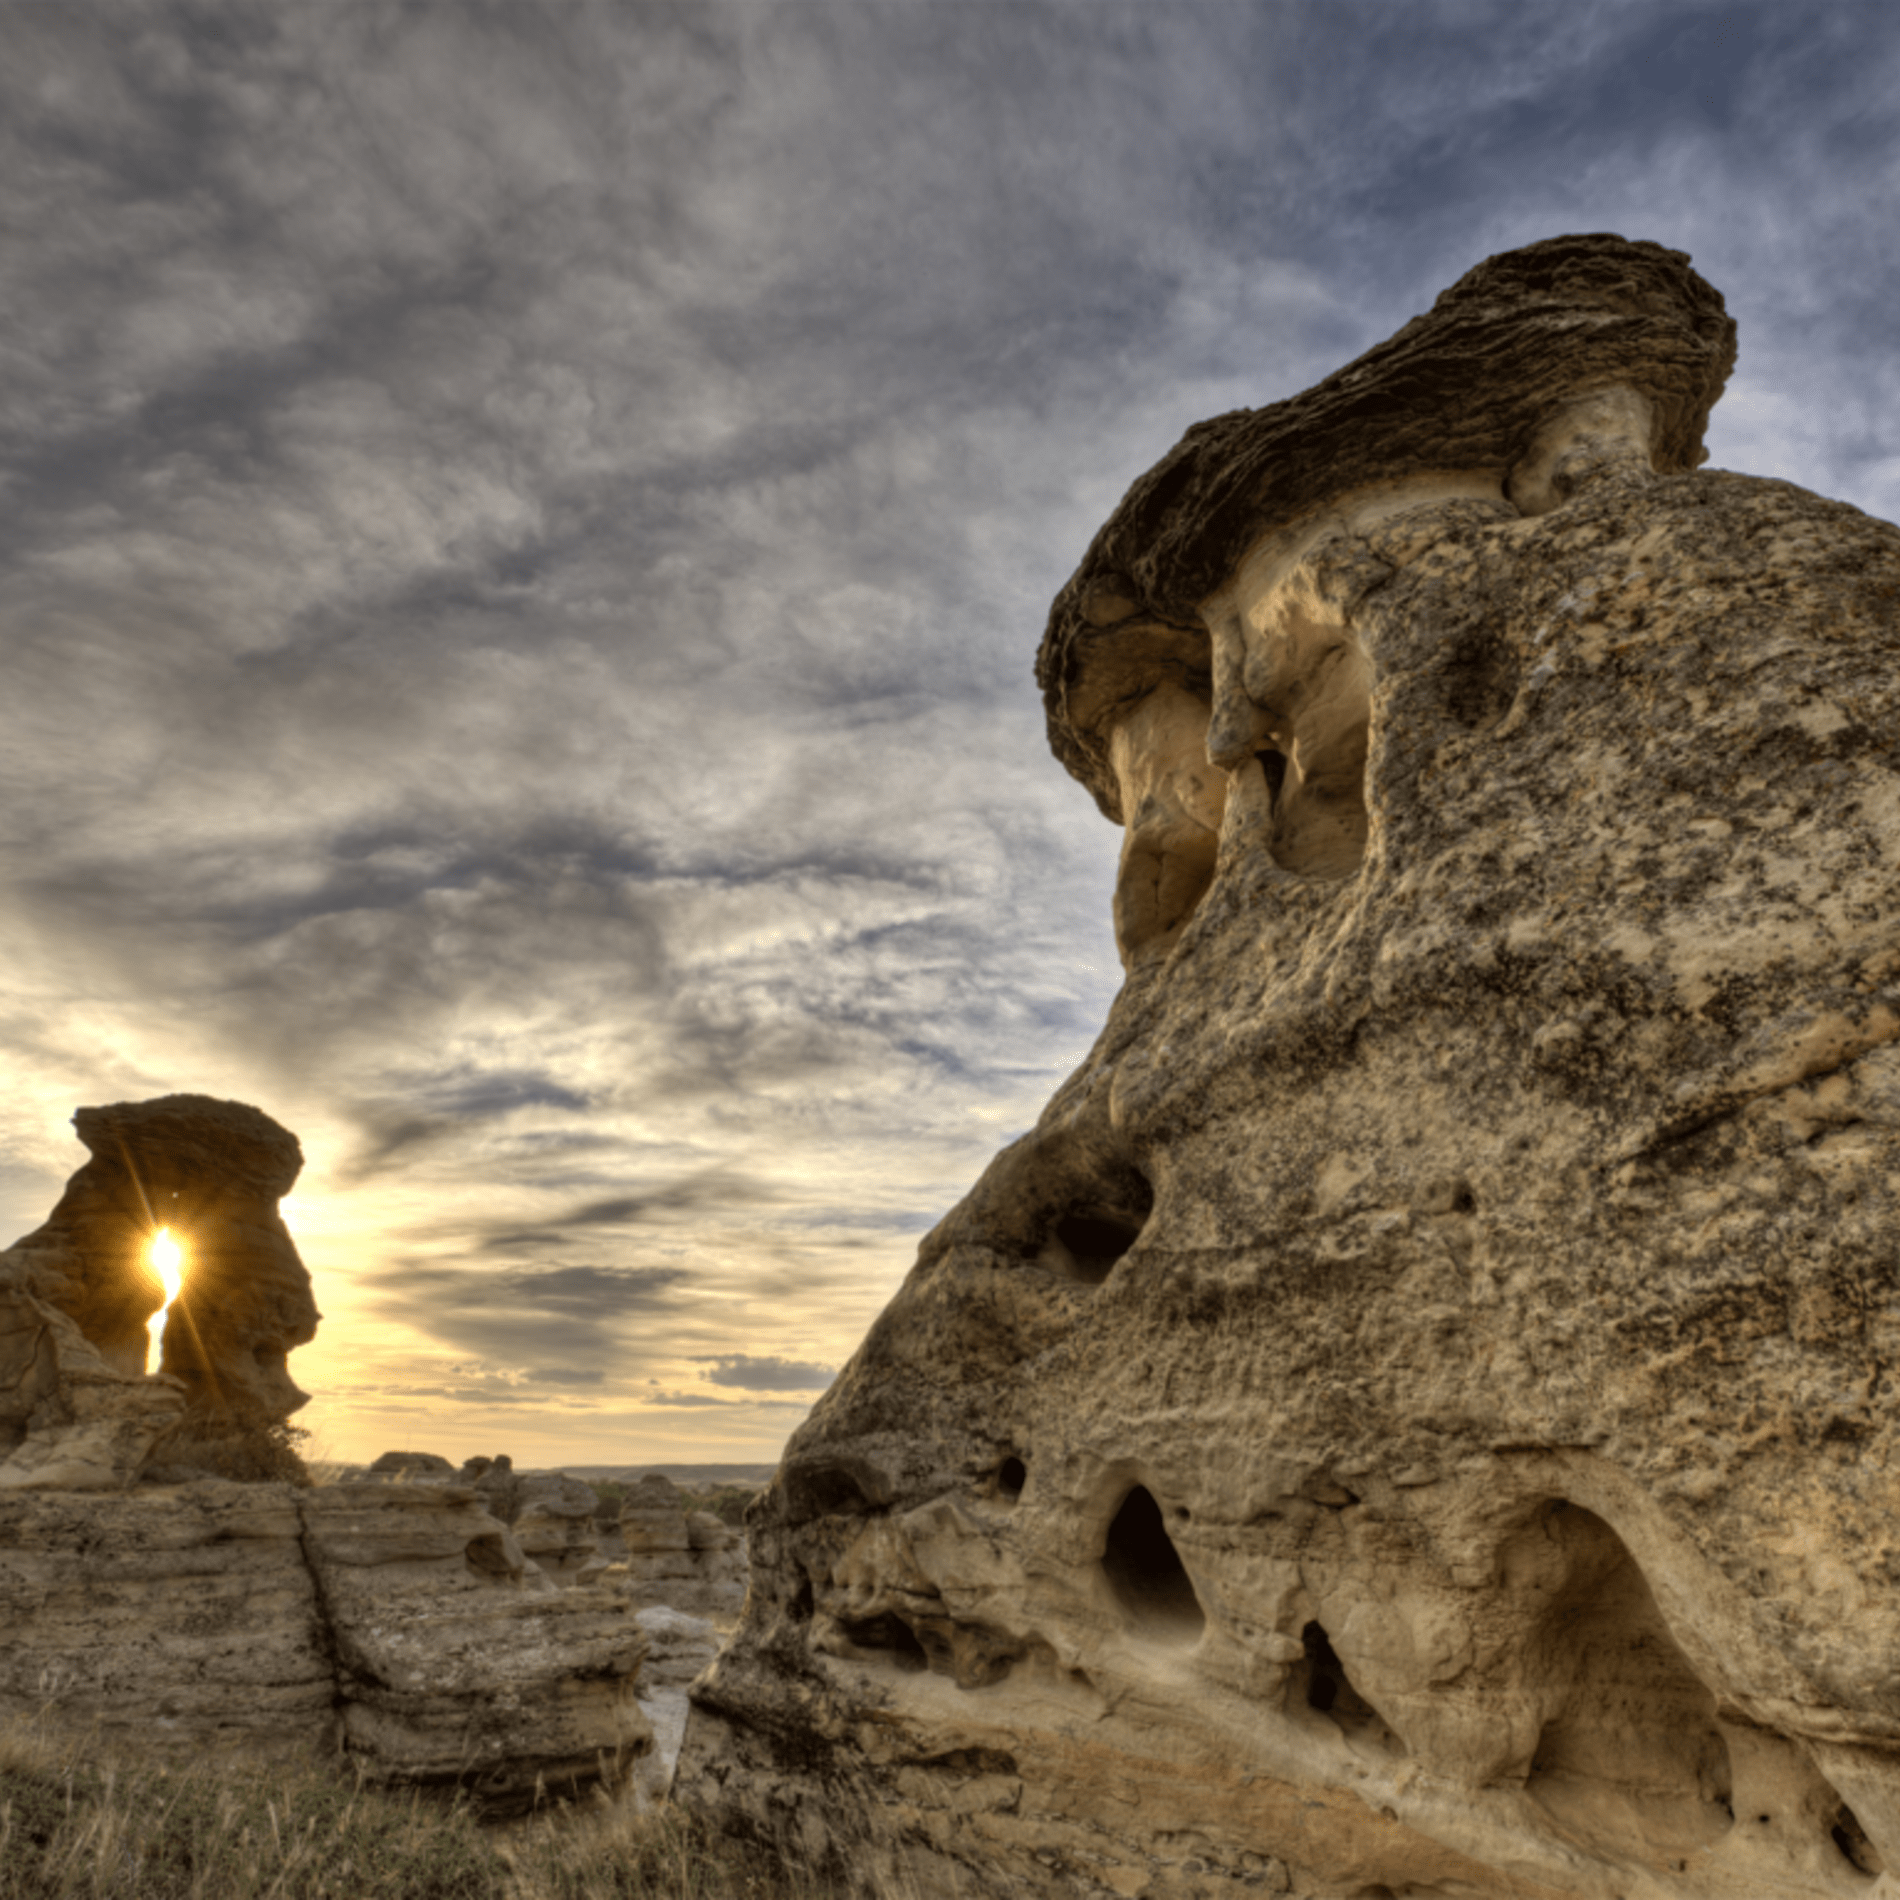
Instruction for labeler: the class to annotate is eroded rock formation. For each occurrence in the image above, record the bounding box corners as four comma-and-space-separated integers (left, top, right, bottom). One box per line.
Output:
619, 1474, 747, 1617
0, 1106, 650, 1808
676, 236, 1900, 1898
0, 1478, 650, 1809
513, 1471, 604, 1581
0, 1095, 317, 1489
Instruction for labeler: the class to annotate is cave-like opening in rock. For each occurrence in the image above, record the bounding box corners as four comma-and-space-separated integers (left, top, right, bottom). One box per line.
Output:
1295, 1620, 1405, 1754
1052, 1213, 1142, 1282
1515, 1500, 1734, 1862
1102, 1484, 1203, 1639
1834, 1803, 1885, 1877
839, 1612, 927, 1671
996, 1456, 1027, 1499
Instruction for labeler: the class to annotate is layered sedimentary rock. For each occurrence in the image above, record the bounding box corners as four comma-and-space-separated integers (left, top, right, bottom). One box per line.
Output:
512, 1471, 603, 1581
619, 1474, 746, 1617
677, 236, 1900, 1898
0, 1096, 318, 1490
0, 1478, 650, 1810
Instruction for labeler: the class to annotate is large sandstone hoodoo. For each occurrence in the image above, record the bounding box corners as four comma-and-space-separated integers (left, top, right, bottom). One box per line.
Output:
677, 237, 1900, 1898
1, 1094, 318, 1462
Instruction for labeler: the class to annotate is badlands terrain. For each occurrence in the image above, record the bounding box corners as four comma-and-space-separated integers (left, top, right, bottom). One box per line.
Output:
8, 235, 1900, 1900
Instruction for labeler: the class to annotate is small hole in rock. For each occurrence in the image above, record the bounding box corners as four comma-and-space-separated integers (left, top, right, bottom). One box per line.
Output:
997, 1457, 1026, 1498
1053, 1213, 1142, 1283
841, 1614, 928, 1672
1257, 747, 1288, 802
1452, 1182, 1477, 1214
1102, 1485, 1203, 1639
1834, 1804, 1884, 1876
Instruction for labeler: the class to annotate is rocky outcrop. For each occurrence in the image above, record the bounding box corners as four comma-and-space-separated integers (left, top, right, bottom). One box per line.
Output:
676, 235, 1900, 1899
0, 1479, 650, 1811
0, 1096, 317, 1490
458, 1451, 521, 1523
619, 1474, 746, 1617
512, 1472, 602, 1581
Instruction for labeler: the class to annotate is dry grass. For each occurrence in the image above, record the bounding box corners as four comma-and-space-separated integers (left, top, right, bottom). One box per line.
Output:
143, 1418, 316, 1487
0, 1722, 849, 1900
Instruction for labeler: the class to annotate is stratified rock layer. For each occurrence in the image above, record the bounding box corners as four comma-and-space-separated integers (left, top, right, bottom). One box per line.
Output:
677, 236, 1900, 1899
619, 1474, 747, 1617
0, 1480, 650, 1810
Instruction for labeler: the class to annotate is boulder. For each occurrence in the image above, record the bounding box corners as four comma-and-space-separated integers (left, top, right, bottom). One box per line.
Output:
677, 236, 1900, 1898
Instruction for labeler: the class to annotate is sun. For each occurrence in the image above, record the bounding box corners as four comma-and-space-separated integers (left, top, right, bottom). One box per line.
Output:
146, 1227, 187, 1374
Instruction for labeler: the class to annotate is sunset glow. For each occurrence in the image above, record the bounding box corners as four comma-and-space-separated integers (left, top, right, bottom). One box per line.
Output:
146, 1227, 185, 1374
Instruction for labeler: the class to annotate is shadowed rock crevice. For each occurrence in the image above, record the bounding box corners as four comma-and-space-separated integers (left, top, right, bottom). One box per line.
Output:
1297, 1620, 1405, 1756
1102, 1484, 1203, 1639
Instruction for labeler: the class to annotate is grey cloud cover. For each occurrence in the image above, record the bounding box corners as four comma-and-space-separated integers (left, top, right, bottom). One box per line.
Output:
3, 0, 1897, 1463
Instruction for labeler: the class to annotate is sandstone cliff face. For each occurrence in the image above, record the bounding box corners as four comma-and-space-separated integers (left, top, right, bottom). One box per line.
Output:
676, 237, 1900, 1899
0, 1479, 651, 1811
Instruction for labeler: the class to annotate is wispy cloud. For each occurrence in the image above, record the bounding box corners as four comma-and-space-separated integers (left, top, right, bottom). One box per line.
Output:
695, 1354, 837, 1394
4, 0, 1897, 1462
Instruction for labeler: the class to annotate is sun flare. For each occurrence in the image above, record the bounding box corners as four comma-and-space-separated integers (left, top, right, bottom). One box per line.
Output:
146, 1227, 186, 1374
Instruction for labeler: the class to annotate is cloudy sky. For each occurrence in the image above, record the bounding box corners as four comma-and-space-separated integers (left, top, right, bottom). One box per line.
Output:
5, 1, 1897, 1468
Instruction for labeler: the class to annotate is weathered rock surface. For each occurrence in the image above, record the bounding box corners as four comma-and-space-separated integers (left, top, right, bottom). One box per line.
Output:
0, 1096, 318, 1479
0, 1479, 651, 1810
619, 1474, 747, 1617
677, 236, 1900, 1898
513, 1471, 602, 1580
0, 1246, 183, 1490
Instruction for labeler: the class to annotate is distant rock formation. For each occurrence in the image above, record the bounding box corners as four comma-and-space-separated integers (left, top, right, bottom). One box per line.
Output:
677, 236, 1900, 1897
368, 1449, 457, 1480
618, 1474, 746, 1617
512, 1471, 602, 1581
0, 1095, 317, 1490
0, 1478, 650, 1810
0, 1105, 650, 1808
